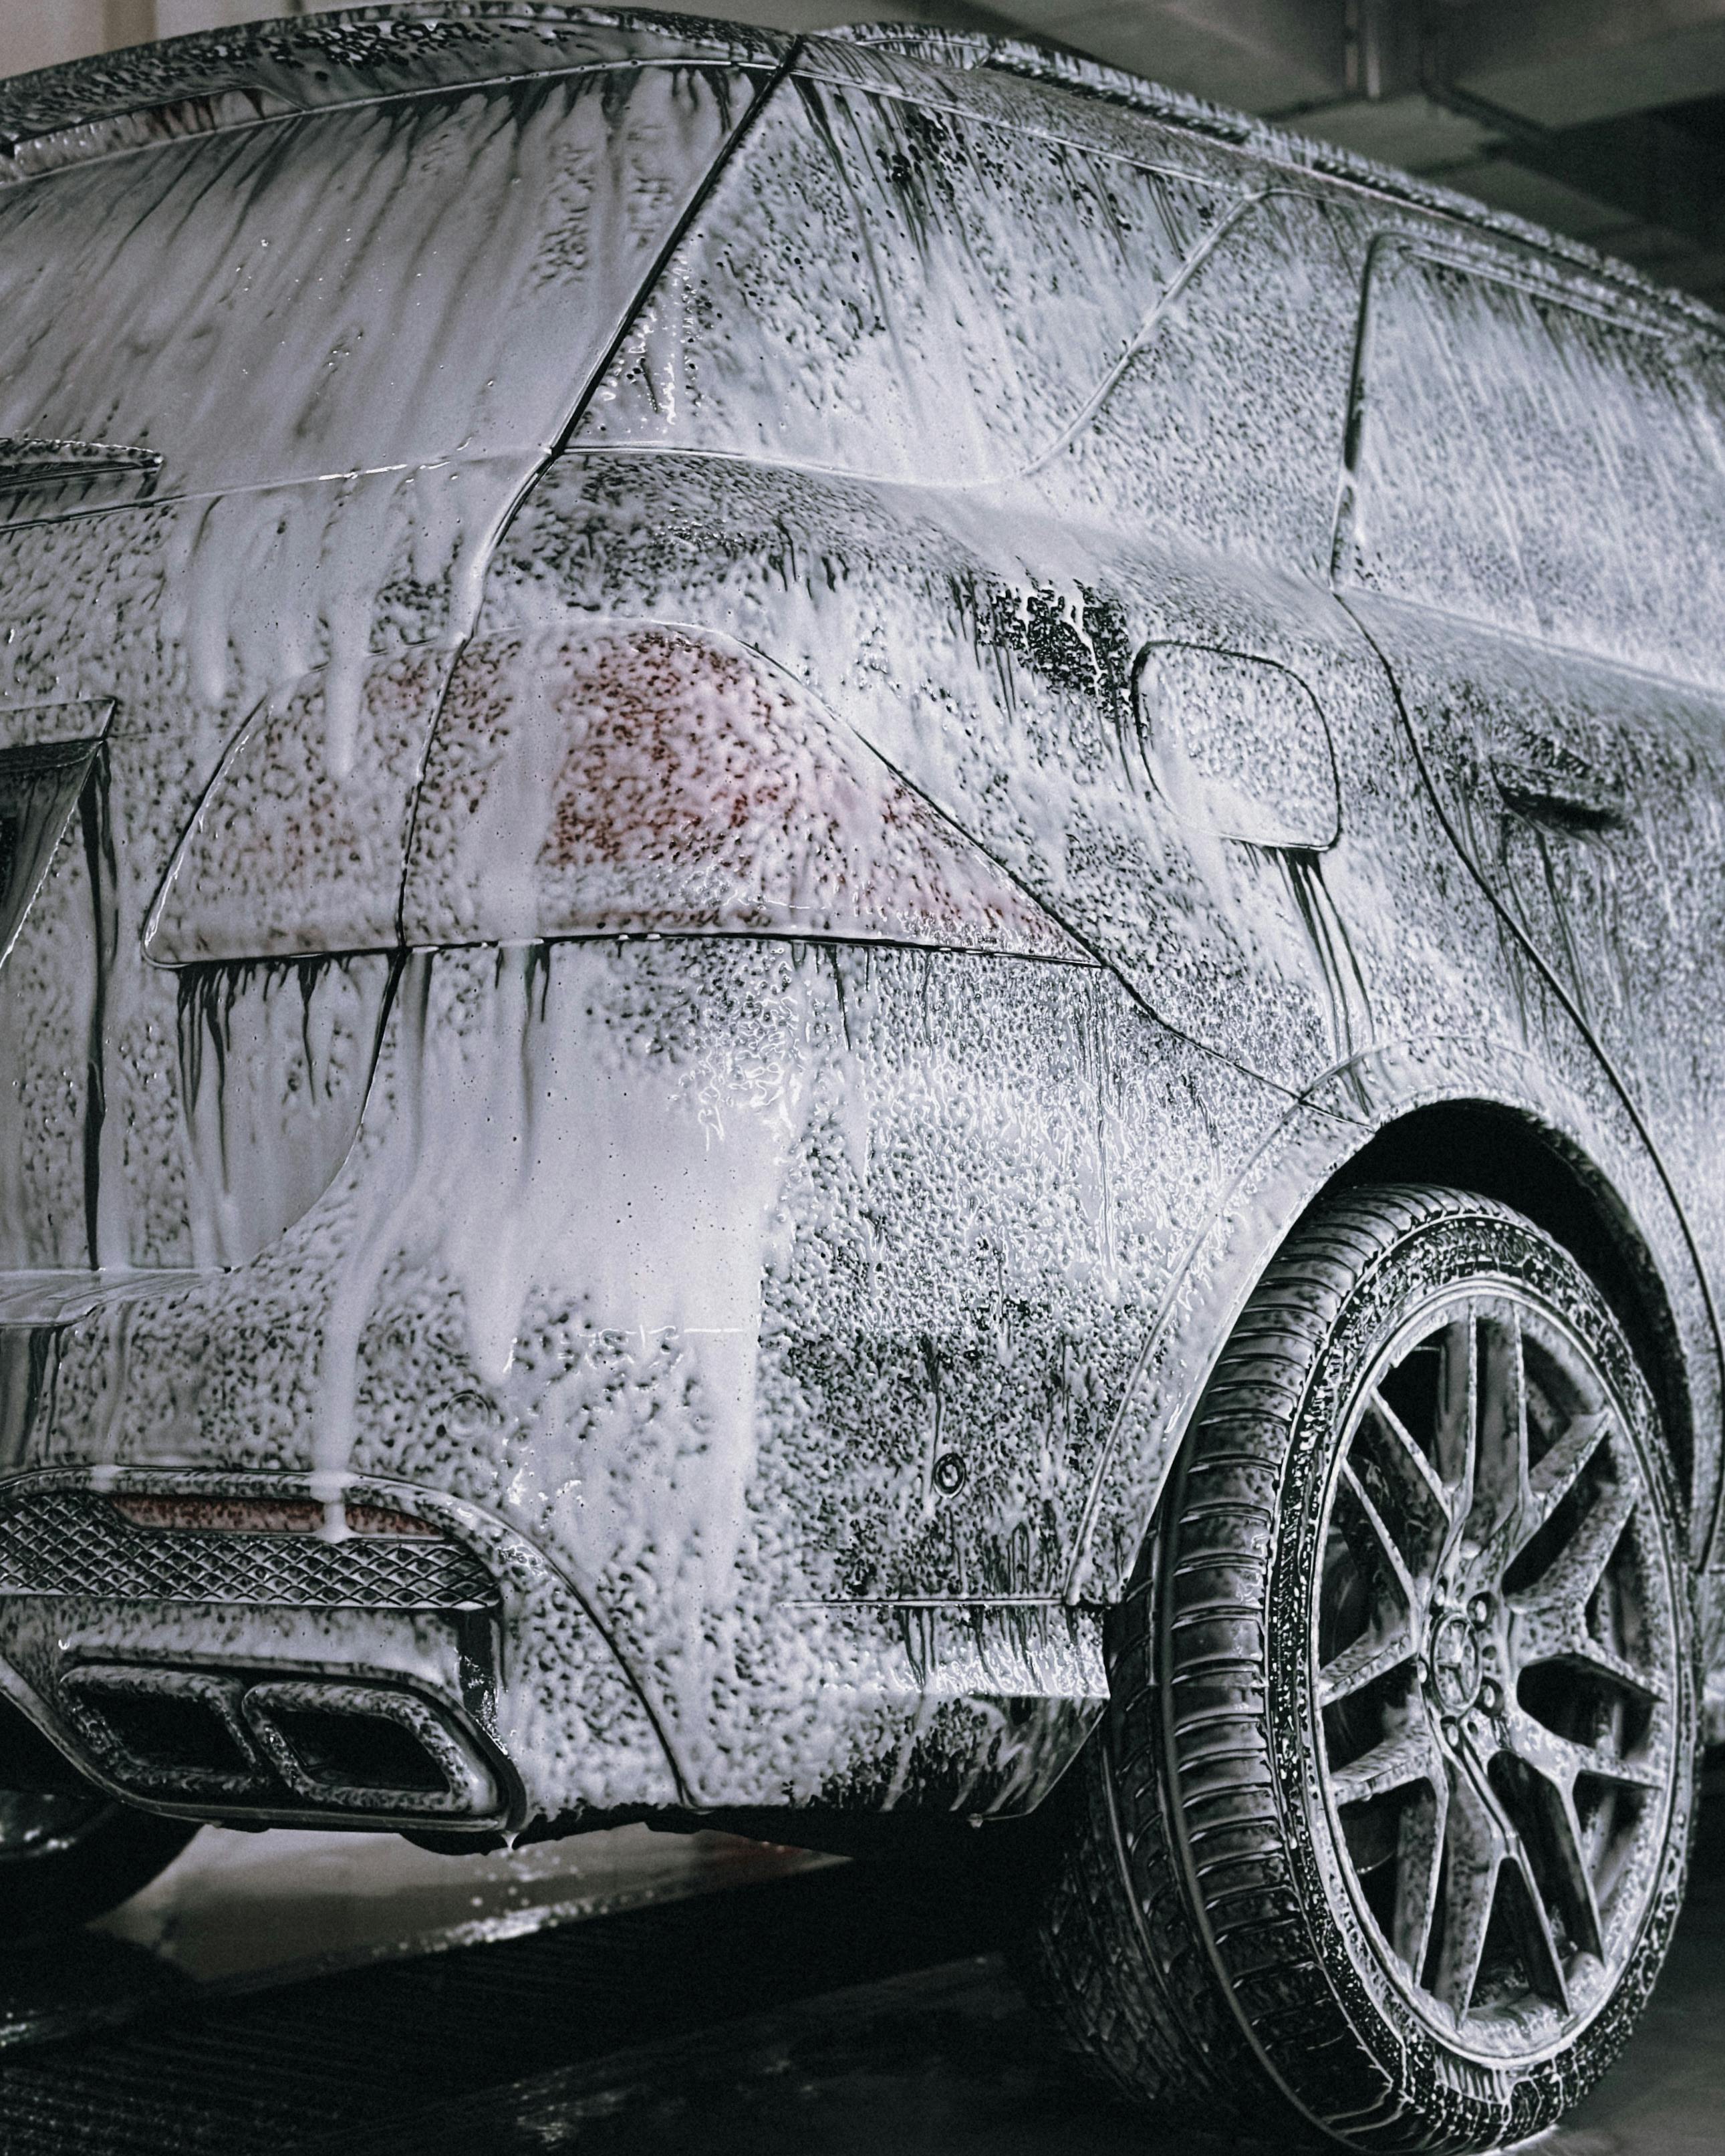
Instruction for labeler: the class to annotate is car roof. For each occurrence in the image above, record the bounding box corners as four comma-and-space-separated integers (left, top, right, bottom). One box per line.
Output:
830, 23, 1724, 340
0, 5, 789, 178
0, 3, 1718, 339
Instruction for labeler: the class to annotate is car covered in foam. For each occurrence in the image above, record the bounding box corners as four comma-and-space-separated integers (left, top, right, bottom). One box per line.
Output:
0, 7, 1720, 2145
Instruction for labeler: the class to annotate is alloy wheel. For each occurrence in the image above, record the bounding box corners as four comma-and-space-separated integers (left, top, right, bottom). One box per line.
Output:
1315, 1289, 1682, 2063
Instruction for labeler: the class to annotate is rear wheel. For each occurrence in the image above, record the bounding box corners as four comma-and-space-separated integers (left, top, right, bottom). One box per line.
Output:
1031, 1184, 1696, 2151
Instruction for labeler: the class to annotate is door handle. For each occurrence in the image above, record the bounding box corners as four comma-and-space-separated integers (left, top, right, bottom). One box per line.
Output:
1490, 753, 1623, 832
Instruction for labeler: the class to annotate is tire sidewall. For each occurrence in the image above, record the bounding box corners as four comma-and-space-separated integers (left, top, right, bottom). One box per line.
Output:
1261, 1201, 1698, 2145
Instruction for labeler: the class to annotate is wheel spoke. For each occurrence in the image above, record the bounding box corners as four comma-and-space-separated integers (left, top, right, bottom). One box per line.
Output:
1505, 1705, 1665, 1794
1505, 1850, 1573, 2014
1331, 1720, 1444, 1808
1433, 1314, 1477, 1558
1365, 1388, 1452, 1520
1338, 1461, 1420, 1617
1541, 1784, 1606, 1964
1472, 1310, 1531, 1545
1319, 1620, 1418, 1706
1432, 1770, 1504, 2020
1391, 1772, 1448, 1981
1512, 1599, 1667, 1703
1522, 1473, 1639, 1612
1495, 1718, 1607, 1970
1560, 1633, 1666, 1702
1516, 1409, 1613, 1553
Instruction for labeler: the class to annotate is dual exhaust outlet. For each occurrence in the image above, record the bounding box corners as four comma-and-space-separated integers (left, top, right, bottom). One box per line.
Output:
58, 1662, 506, 1828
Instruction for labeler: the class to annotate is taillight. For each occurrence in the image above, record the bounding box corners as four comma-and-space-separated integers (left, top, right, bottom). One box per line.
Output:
146, 648, 456, 964
148, 623, 1085, 966
135, 624, 1084, 1264
400, 623, 1087, 962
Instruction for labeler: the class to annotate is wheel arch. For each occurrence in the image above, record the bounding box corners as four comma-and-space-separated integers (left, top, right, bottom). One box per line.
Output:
1319, 1099, 1697, 1516
1070, 1064, 1718, 1607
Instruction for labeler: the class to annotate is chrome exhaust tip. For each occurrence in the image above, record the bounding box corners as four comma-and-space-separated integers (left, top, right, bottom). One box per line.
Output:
242, 1679, 502, 1820
54, 1663, 506, 1827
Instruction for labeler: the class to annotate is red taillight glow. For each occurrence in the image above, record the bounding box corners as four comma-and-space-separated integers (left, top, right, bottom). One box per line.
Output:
108, 1496, 436, 1538
400, 623, 1087, 962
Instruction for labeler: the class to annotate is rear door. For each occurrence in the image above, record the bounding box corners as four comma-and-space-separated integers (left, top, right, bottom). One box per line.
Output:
1335, 236, 1725, 1286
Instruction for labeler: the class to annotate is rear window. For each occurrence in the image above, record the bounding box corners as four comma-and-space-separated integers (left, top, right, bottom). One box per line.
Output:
1341, 243, 1725, 682
577, 74, 1222, 485
0, 63, 753, 495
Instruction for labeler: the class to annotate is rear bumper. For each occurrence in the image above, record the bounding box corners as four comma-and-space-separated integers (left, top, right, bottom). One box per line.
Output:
0, 1460, 1109, 1831
0, 1464, 670, 1832
0, 934, 1224, 1825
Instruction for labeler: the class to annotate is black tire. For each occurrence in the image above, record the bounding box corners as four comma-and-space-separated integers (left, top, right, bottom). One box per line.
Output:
0, 1790, 196, 1939
1030, 1184, 1698, 2152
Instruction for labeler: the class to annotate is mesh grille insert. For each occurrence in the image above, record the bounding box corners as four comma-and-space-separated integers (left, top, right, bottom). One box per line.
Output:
0, 1491, 499, 1611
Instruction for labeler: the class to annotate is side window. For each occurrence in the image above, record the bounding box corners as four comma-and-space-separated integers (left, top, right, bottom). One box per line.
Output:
1069, 190, 1363, 570
1340, 244, 1725, 680
577, 74, 1224, 484
0, 64, 753, 495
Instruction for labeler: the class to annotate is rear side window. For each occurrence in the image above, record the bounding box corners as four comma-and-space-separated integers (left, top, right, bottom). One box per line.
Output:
0, 63, 753, 495
578, 74, 1223, 484
1341, 244, 1725, 681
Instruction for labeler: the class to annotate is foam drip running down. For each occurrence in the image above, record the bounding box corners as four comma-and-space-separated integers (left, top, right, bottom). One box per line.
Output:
314, 942, 809, 1595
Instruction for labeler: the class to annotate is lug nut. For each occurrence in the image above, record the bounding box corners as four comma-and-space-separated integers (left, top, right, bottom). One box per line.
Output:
1479, 1679, 1500, 1712
1469, 1595, 1491, 1625
1441, 1719, 1461, 1746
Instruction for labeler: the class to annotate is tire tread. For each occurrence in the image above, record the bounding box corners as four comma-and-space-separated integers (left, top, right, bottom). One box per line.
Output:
1025, 1182, 1695, 2152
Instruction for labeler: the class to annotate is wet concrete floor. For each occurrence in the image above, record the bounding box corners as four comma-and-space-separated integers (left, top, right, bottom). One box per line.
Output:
313, 1796, 1725, 2156
1, 1787, 1718, 2152
94, 1818, 835, 1987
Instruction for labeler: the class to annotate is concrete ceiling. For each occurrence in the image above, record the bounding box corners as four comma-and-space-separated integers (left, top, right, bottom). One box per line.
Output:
5, 1, 1725, 305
